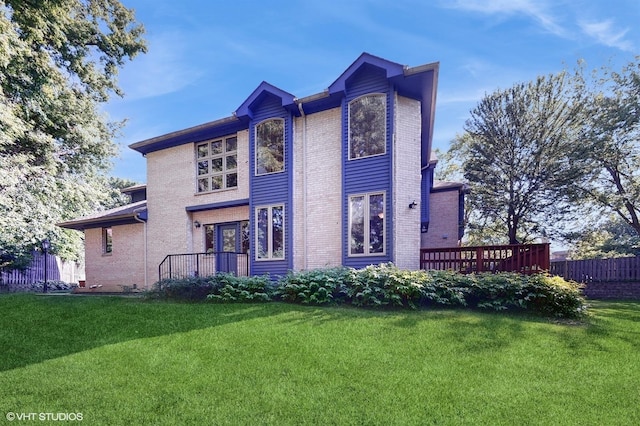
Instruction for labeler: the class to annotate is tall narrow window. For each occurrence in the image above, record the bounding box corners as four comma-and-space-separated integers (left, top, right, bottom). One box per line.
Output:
348, 94, 387, 159
196, 135, 238, 193
255, 118, 284, 175
256, 205, 285, 260
349, 192, 385, 256
204, 224, 215, 253
102, 227, 113, 255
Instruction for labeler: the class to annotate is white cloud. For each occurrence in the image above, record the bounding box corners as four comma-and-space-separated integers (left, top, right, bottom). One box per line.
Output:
444, 0, 567, 36
117, 31, 205, 100
579, 19, 634, 52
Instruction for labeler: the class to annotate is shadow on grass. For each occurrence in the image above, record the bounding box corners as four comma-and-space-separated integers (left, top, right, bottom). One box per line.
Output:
2, 294, 637, 372
0, 294, 293, 372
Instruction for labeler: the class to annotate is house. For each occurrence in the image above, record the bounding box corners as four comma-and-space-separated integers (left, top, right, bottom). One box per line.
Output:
58, 53, 465, 292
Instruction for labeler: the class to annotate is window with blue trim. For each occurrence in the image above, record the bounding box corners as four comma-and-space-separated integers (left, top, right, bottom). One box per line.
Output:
255, 118, 284, 175
348, 192, 385, 256
256, 205, 284, 260
348, 94, 386, 160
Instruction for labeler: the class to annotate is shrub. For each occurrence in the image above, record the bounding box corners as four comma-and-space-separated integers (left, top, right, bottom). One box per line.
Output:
148, 265, 587, 318
520, 274, 587, 318
276, 267, 352, 305
348, 263, 423, 309
420, 270, 469, 307
207, 273, 274, 303
149, 276, 219, 301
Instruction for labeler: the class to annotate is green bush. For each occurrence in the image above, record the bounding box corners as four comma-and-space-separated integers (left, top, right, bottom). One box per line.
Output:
149, 276, 219, 301
348, 264, 423, 309
276, 267, 352, 305
148, 264, 587, 318
207, 273, 274, 303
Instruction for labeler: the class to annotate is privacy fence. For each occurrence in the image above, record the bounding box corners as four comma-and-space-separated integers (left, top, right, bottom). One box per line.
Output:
0, 251, 84, 289
551, 256, 640, 299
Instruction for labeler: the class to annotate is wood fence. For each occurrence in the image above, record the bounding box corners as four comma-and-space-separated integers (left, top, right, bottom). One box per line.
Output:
0, 251, 84, 288
420, 243, 550, 275
550, 256, 640, 283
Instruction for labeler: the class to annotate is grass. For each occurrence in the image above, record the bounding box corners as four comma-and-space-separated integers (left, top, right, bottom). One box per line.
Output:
0, 294, 638, 425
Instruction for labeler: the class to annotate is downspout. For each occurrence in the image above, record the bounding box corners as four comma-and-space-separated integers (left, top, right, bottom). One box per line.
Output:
297, 101, 308, 270
133, 207, 148, 290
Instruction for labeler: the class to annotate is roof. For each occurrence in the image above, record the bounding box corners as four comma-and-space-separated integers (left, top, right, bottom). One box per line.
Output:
121, 184, 146, 194
432, 180, 468, 193
57, 200, 147, 231
128, 52, 438, 167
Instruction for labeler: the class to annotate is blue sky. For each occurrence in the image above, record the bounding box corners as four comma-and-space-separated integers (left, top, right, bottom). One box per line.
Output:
107, 0, 640, 183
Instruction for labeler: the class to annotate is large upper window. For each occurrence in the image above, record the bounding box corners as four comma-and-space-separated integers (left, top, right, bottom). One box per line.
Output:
348, 192, 385, 256
196, 136, 238, 193
256, 205, 284, 260
348, 94, 387, 160
255, 118, 284, 175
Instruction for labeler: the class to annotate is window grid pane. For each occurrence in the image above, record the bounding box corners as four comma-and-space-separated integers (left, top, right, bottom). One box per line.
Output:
196, 136, 238, 192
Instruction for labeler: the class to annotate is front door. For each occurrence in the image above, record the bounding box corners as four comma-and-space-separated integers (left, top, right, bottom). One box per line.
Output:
217, 223, 239, 275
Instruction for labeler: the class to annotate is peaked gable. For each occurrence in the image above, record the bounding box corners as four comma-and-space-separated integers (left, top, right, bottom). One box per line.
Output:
235, 81, 299, 121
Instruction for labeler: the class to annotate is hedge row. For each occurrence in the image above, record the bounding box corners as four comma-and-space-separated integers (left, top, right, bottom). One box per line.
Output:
148, 264, 587, 319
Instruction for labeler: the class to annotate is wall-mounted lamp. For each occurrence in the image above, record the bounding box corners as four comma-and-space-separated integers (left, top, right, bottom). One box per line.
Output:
408, 201, 418, 209
194, 220, 201, 228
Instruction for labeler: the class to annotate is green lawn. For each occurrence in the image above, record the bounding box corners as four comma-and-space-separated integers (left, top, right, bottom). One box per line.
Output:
0, 294, 638, 425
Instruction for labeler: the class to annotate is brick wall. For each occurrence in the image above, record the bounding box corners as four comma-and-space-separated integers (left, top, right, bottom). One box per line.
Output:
421, 190, 460, 249
292, 107, 343, 270
83, 224, 145, 292
393, 94, 422, 270
145, 130, 250, 286
582, 282, 640, 299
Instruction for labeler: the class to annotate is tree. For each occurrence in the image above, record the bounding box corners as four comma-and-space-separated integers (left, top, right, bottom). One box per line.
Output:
0, 0, 146, 270
573, 58, 640, 236
451, 72, 588, 244
568, 216, 640, 259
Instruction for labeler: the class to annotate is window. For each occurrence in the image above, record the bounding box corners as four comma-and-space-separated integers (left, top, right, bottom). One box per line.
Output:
255, 118, 284, 175
205, 225, 215, 253
348, 192, 385, 256
348, 94, 387, 159
196, 136, 238, 193
256, 205, 284, 260
102, 227, 113, 255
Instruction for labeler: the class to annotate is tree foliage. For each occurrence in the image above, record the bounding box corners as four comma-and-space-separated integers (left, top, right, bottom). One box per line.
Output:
0, 0, 146, 269
569, 216, 640, 259
450, 72, 588, 244
573, 57, 640, 236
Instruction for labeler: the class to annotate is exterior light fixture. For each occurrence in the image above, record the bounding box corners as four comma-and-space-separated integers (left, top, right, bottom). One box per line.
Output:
194, 221, 201, 228
409, 201, 418, 209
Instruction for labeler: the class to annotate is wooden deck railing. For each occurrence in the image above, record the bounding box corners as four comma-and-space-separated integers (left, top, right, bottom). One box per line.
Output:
420, 243, 550, 275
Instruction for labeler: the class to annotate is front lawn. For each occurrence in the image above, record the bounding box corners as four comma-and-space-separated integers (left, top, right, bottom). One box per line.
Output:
0, 294, 638, 425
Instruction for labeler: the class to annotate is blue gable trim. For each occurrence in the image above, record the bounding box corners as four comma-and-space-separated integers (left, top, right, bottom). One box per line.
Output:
235, 81, 299, 120
185, 199, 250, 212
329, 53, 405, 95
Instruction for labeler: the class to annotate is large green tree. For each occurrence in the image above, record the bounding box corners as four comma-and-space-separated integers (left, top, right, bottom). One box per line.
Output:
450, 72, 588, 244
0, 0, 146, 269
573, 58, 640, 236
